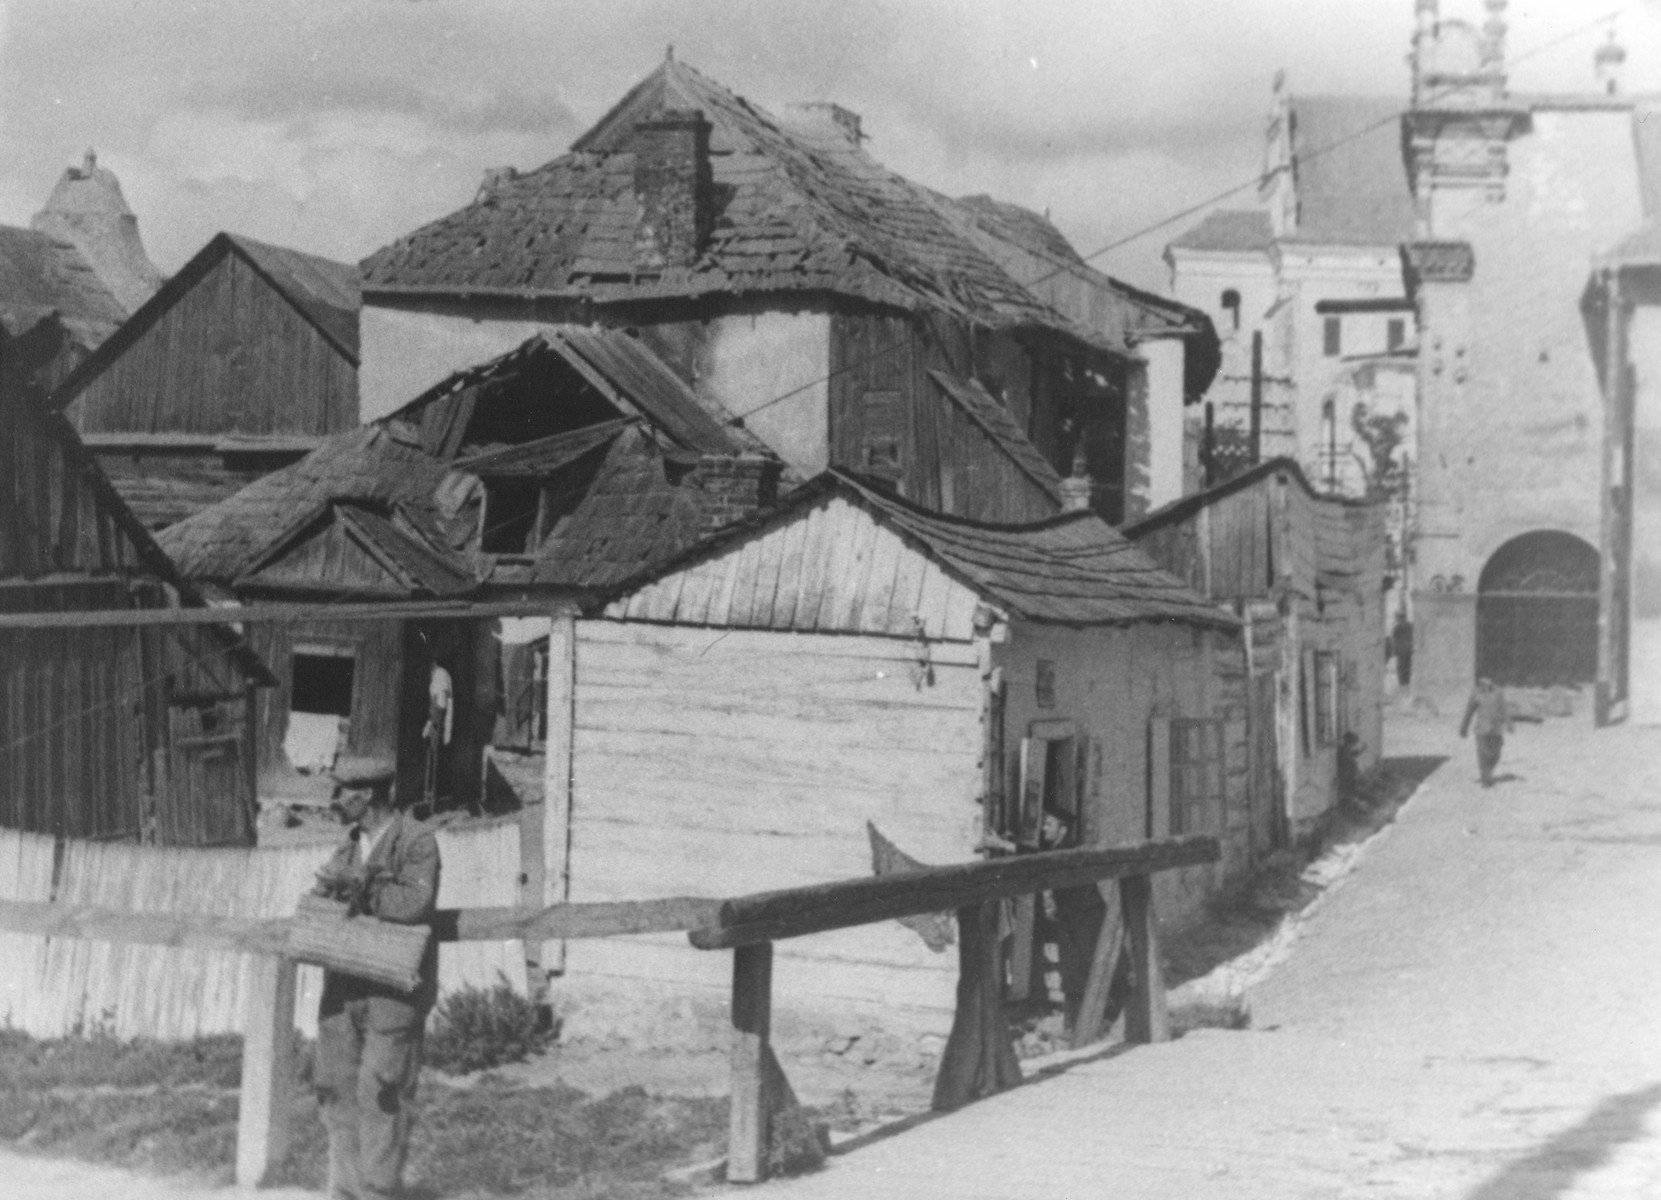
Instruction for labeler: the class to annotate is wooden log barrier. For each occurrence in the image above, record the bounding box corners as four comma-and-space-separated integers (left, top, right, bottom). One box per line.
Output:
236, 954, 298, 1188
932, 902, 1023, 1111
1119, 874, 1169, 1044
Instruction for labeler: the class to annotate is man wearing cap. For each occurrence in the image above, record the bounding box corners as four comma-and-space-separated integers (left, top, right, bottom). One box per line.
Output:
312, 759, 441, 1200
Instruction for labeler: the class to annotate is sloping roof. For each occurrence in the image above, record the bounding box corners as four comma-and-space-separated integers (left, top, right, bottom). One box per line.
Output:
951, 194, 1086, 266
1122, 456, 1371, 538
362, 58, 1118, 359
235, 499, 475, 597
456, 417, 640, 476
600, 469, 1236, 631
157, 423, 471, 585
1167, 209, 1274, 255
1287, 96, 1416, 246
0, 224, 127, 351
49, 231, 360, 409
228, 234, 360, 360
928, 370, 1064, 502
528, 424, 715, 590
393, 327, 754, 457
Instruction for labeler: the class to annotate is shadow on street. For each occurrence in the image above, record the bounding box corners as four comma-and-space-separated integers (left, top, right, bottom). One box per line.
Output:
1464, 1084, 1661, 1200
1379, 755, 1448, 792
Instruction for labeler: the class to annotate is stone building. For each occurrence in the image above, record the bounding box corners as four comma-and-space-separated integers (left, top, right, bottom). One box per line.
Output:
1403, 0, 1658, 705
1165, 79, 1416, 596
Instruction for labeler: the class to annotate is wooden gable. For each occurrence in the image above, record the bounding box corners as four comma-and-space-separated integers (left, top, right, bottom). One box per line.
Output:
64, 240, 357, 439
605, 492, 986, 641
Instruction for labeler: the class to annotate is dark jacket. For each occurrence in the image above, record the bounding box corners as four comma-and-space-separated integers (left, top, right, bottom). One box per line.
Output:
1460, 687, 1511, 738
316, 812, 442, 1019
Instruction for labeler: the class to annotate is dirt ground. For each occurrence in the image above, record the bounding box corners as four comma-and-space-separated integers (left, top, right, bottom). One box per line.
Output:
14, 705, 1658, 1198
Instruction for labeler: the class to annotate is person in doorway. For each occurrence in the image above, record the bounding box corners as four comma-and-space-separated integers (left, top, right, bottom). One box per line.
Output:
1459, 677, 1513, 787
312, 759, 441, 1200
423, 655, 454, 811
1389, 612, 1415, 689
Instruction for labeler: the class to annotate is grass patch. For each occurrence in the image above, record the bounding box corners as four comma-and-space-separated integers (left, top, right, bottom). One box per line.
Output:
0, 1030, 745, 1197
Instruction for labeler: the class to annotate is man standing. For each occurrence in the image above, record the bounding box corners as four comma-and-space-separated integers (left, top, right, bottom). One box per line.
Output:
313, 759, 441, 1200
1459, 677, 1513, 787
1389, 611, 1415, 689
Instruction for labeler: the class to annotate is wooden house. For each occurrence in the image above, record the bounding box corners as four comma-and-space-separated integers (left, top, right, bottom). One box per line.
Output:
1124, 458, 1387, 841
51, 232, 360, 529
157, 328, 781, 812
545, 472, 1243, 1027
0, 315, 272, 846
360, 57, 1217, 527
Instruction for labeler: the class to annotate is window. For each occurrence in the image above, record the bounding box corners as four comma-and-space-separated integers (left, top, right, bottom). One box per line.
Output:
291, 645, 355, 717
1220, 288, 1241, 331
1387, 318, 1406, 351
1312, 651, 1341, 747
1322, 316, 1342, 358
481, 478, 542, 554
1169, 719, 1225, 835
860, 389, 904, 482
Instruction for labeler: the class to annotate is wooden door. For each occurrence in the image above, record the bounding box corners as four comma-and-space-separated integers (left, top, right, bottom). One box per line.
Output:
160, 699, 255, 846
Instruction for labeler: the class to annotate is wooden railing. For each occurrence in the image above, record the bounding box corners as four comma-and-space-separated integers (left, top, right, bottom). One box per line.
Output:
0, 834, 1217, 1187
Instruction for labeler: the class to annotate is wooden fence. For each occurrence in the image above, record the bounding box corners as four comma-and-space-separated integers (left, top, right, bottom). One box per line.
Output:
0, 831, 1217, 1188
0, 820, 521, 1039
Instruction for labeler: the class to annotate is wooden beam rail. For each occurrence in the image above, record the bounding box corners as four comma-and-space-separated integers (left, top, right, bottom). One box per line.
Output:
685, 835, 1220, 1184
0, 836, 1217, 1188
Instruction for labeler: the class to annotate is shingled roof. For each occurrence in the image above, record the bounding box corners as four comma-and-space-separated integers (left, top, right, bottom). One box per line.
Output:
0, 224, 127, 353
361, 57, 1118, 358
1166, 209, 1274, 256
600, 470, 1237, 631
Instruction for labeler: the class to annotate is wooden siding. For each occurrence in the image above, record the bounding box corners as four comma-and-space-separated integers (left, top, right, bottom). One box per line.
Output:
95, 449, 283, 531
70, 251, 356, 438
606, 493, 987, 641
827, 312, 1059, 524
566, 620, 984, 1016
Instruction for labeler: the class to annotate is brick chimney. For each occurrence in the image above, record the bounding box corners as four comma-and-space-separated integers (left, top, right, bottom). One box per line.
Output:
694, 453, 781, 532
632, 109, 713, 270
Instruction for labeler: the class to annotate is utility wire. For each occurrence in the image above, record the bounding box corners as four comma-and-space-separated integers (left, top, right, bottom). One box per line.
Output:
726, 0, 1643, 426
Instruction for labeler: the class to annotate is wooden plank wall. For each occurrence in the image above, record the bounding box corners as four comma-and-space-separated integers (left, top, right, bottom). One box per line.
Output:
566, 621, 984, 1017
70, 251, 357, 438
0, 820, 524, 1040
827, 312, 1058, 524
0, 827, 56, 1030
606, 494, 985, 642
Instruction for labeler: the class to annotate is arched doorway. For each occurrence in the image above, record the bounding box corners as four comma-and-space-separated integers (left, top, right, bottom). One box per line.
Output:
1476, 532, 1599, 687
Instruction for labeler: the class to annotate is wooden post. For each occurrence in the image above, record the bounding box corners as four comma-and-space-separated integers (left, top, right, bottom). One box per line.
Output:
933, 902, 1021, 1111
530, 608, 576, 990
236, 954, 297, 1188
1070, 890, 1125, 1048
728, 940, 774, 1184
1118, 874, 1169, 1044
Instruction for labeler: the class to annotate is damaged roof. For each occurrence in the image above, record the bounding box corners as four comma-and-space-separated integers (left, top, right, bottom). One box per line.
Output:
600, 469, 1237, 632
361, 57, 1122, 359
235, 498, 476, 598
0, 224, 128, 352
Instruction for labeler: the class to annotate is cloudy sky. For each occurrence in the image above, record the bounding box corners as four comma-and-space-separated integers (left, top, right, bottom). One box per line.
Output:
0, 0, 1655, 292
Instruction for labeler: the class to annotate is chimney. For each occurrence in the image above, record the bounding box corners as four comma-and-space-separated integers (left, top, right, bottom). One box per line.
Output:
1058, 446, 1095, 513
632, 108, 713, 270
31, 149, 165, 315
695, 452, 781, 532
1596, 30, 1628, 96
476, 165, 518, 203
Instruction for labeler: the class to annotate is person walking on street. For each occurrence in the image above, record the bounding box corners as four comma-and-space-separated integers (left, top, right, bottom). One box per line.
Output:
312, 759, 441, 1200
1459, 677, 1513, 787
1389, 612, 1415, 689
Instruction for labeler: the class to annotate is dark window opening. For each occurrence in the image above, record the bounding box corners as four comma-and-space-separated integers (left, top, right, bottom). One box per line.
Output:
1322, 316, 1342, 358
1221, 289, 1241, 331
292, 651, 355, 717
481, 478, 543, 554
454, 354, 624, 452
1312, 652, 1340, 747
1387, 318, 1406, 351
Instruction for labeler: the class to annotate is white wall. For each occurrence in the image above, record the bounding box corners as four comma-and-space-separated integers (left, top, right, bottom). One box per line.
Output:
698, 311, 830, 473
360, 306, 551, 422
1140, 337, 1187, 512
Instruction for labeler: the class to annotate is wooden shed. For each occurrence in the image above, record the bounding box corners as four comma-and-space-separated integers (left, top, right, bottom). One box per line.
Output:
1124, 458, 1387, 840
550, 472, 1243, 1029
0, 316, 272, 845
51, 232, 360, 529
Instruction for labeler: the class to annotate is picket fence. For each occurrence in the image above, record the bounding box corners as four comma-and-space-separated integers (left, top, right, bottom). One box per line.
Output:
0, 820, 522, 1040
